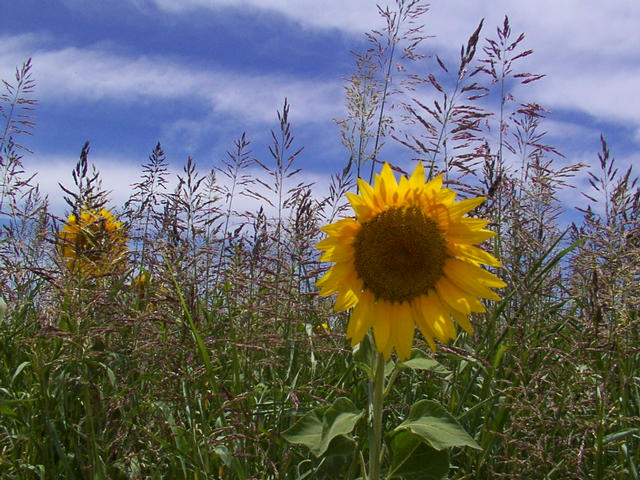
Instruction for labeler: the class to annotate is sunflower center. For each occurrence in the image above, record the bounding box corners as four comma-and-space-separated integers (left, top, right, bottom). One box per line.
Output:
353, 206, 447, 303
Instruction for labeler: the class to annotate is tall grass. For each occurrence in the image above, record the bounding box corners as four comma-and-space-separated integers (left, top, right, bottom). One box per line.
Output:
1, 2, 639, 478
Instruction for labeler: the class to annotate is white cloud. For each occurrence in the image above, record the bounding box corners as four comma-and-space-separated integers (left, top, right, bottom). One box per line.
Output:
139, 0, 640, 61
7, 1, 640, 135
24, 155, 151, 213
0, 35, 344, 126
423, 1, 640, 57
541, 118, 600, 143
145, 0, 384, 33
523, 67, 640, 127
421, 1, 640, 136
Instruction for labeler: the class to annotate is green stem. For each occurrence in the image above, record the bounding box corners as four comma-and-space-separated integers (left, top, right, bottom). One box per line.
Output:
359, 449, 369, 480
383, 365, 401, 399
369, 352, 385, 480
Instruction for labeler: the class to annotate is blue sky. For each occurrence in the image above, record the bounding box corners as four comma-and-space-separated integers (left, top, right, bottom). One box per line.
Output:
2, 0, 640, 220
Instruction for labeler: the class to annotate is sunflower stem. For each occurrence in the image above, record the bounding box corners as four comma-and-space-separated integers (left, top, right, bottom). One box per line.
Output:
369, 351, 385, 480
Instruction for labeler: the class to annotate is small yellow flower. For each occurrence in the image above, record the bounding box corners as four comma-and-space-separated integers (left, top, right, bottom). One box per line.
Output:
132, 271, 150, 290
131, 270, 151, 300
58, 207, 128, 276
316, 162, 505, 360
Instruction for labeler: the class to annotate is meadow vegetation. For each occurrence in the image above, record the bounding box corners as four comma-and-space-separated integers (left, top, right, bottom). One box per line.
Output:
1, 1, 639, 478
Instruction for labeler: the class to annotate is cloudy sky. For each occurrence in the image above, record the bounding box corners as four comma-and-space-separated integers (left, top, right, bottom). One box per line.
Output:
1, 0, 639, 218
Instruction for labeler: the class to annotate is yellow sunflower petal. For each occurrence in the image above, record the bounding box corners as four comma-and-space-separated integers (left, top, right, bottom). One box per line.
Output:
444, 258, 505, 301
452, 259, 506, 288
447, 196, 486, 218
315, 236, 345, 252
433, 292, 458, 340
424, 173, 443, 193
409, 162, 426, 189
347, 290, 376, 345
317, 261, 354, 295
320, 218, 360, 238
391, 302, 415, 360
397, 176, 410, 203
380, 335, 395, 360
357, 180, 379, 216
334, 287, 359, 312
436, 276, 486, 315
435, 187, 456, 206
319, 272, 360, 299
446, 223, 496, 244
435, 277, 470, 315
372, 299, 393, 359
460, 217, 491, 229
375, 163, 398, 206
449, 243, 502, 267
346, 192, 373, 221
451, 309, 473, 334
414, 292, 450, 343
411, 297, 437, 351
319, 244, 354, 263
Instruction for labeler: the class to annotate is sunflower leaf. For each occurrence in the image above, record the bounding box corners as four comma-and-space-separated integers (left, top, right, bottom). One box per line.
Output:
400, 349, 450, 374
388, 430, 449, 480
318, 435, 357, 478
353, 332, 375, 379
282, 397, 364, 457
394, 399, 481, 451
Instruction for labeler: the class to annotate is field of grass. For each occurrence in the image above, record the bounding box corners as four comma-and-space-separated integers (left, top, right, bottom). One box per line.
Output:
1, 2, 639, 479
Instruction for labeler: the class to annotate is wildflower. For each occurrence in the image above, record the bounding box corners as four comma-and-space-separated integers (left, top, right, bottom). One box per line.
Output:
132, 271, 150, 292
58, 207, 128, 276
316, 162, 505, 360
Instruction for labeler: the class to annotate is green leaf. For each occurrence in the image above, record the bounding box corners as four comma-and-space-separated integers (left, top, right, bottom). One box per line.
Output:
11, 361, 31, 385
213, 445, 232, 467
395, 400, 481, 451
389, 431, 449, 480
384, 358, 396, 377
214, 445, 247, 479
401, 350, 449, 374
604, 428, 640, 444
492, 342, 509, 369
0, 405, 18, 418
319, 435, 357, 478
353, 332, 375, 379
282, 397, 364, 457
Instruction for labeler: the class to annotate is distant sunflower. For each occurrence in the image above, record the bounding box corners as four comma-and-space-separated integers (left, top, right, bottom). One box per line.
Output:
316, 162, 505, 360
58, 207, 128, 276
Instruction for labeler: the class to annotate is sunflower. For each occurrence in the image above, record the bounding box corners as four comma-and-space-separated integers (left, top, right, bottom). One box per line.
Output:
58, 207, 129, 276
316, 162, 505, 360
